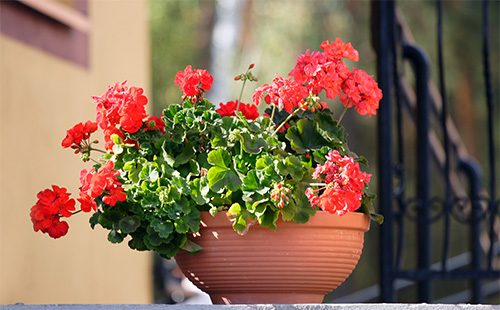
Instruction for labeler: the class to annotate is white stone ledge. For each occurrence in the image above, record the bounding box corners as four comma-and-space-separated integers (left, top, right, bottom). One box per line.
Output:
1, 304, 498, 310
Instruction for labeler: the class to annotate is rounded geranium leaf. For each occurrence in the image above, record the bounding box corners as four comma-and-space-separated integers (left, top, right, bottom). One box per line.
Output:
119, 216, 141, 234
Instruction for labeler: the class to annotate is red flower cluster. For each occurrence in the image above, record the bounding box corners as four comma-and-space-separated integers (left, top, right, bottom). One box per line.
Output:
61, 121, 98, 150
30, 185, 76, 238
340, 69, 382, 116
78, 161, 126, 212
252, 76, 308, 113
93, 81, 148, 133
306, 150, 371, 216
320, 38, 359, 62
175, 65, 214, 99
216, 100, 260, 120
256, 38, 382, 117
289, 49, 350, 100
92, 81, 149, 150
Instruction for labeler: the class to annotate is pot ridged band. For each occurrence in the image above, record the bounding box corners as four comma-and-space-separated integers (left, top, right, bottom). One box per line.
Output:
175, 211, 370, 304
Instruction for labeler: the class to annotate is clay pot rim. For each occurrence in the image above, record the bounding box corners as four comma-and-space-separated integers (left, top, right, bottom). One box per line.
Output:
200, 210, 370, 232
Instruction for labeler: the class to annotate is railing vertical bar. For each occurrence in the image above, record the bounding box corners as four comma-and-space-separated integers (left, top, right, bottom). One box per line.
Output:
403, 43, 431, 302
436, 0, 452, 272
482, 0, 497, 271
394, 26, 406, 272
373, 0, 396, 302
458, 160, 484, 303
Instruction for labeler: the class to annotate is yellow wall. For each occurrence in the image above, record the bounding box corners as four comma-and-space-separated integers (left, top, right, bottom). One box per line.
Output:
0, 0, 151, 304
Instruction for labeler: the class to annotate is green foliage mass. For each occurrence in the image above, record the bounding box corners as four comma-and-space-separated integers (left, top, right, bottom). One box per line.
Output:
90, 98, 378, 259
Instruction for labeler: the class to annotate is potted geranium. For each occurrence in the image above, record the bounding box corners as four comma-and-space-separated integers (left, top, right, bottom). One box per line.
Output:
30, 38, 383, 304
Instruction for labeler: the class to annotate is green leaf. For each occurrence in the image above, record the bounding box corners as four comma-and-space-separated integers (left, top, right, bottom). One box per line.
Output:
285, 155, 305, 180
151, 219, 174, 239
241, 132, 267, 154
180, 239, 203, 254
285, 119, 329, 153
171, 176, 190, 196
197, 152, 209, 168
142, 192, 160, 209
171, 127, 186, 144
256, 156, 273, 170
119, 216, 141, 234
258, 208, 279, 229
184, 209, 201, 232
207, 166, 241, 193
174, 220, 189, 234
97, 212, 113, 229
358, 193, 383, 224
242, 170, 260, 191
189, 160, 200, 175
161, 140, 175, 166
248, 198, 268, 213
190, 178, 210, 205
174, 145, 195, 167
89, 211, 101, 229
227, 203, 241, 216
370, 213, 384, 224
254, 204, 267, 218
314, 111, 346, 145
110, 133, 122, 145
108, 230, 124, 243
209, 206, 218, 216
207, 149, 231, 168
233, 215, 247, 233
123, 161, 135, 171
128, 164, 141, 183
128, 234, 148, 251
144, 231, 163, 247
313, 147, 330, 164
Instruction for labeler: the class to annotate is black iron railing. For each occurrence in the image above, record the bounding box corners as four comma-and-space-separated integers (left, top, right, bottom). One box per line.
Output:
372, 0, 499, 303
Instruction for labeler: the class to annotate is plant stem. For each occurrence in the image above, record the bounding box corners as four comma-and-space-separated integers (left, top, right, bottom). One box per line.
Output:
71, 210, 82, 216
338, 106, 348, 124
267, 104, 277, 131
237, 78, 248, 111
272, 103, 306, 135
89, 158, 101, 164
90, 147, 107, 154
309, 183, 327, 187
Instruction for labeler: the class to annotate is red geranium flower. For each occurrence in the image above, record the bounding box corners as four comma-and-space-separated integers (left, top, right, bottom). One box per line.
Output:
340, 69, 382, 116
289, 46, 351, 101
79, 161, 126, 208
30, 185, 76, 238
77, 193, 97, 213
320, 38, 359, 62
93, 81, 148, 134
253, 76, 308, 113
175, 65, 214, 99
216, 101, 260, 120
306, 150, 371, 215
216, 101, 237, 117
239, 103, 259, 120
61, 121, 97, 150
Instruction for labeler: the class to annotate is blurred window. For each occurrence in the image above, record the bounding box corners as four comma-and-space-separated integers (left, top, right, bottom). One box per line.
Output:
0, 0, 89, 67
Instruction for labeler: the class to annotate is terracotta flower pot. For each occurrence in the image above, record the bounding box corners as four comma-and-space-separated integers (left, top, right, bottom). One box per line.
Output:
175, 211, 370, 304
